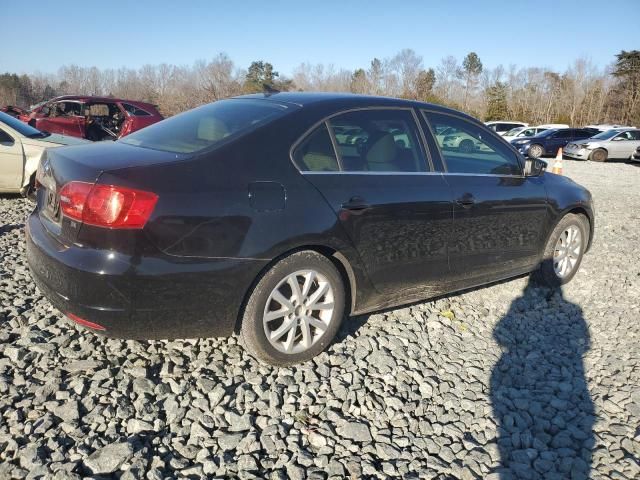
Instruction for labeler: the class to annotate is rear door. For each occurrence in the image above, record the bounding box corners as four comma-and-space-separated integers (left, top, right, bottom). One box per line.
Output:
548, 129, 574, 155
293, 107, 454, 295
0, 127, 24, 190
422, 110, 549, 282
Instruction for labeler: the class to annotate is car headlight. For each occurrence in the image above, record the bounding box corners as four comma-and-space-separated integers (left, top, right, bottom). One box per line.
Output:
513, 139, 530, 145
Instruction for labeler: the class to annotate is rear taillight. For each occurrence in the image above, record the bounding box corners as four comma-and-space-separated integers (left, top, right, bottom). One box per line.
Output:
59, 181, 158, 229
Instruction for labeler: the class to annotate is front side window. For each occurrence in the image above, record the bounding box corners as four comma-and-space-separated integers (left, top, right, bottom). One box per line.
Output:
327, 109, 427, 172
424, 111, 522, 176
121, 99, 292, 154
293, 124, 339, 172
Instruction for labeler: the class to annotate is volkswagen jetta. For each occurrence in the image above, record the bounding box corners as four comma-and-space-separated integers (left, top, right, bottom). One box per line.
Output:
26, 93, 594, 365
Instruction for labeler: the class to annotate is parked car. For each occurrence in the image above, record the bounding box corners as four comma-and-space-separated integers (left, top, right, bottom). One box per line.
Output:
435, 126, 492, 153
0, 112, 87, 195
511, 127, 599, 159
584, 123, 635, 132
26, 93, 594, 365
0, 105, 29, 120
564, 128, 640, 162
502, 126, 549, 142
485, 120, 528, 135
24, 96, 163, 141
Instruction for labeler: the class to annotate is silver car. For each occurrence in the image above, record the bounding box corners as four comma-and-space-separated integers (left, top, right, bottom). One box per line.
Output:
564, 128, 640, 162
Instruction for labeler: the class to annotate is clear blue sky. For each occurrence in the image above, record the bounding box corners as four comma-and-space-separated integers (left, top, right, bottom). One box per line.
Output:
4, 0, 637, 75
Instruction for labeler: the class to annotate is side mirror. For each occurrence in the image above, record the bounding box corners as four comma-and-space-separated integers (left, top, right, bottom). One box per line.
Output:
525, 158, 547, 177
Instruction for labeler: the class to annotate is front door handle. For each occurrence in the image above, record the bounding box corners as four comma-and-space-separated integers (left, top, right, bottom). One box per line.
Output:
341, 196, 370, 211
456, 194, 475, 208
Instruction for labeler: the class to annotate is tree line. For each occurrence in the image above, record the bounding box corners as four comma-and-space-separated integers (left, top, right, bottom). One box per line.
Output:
1, 49, 638, 126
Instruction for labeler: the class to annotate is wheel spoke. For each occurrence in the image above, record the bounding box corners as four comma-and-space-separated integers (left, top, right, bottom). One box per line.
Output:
306, 282, 329, 308
287, 276, 304, 303
301, 271, 316, 298
270, 317, 296, 341
283, 323, 297, 352
264, 308, 289, 323
305, 315, 328, 332
272, 290, 294, 311
300, 317, 312, 348
308, 300, 334, 311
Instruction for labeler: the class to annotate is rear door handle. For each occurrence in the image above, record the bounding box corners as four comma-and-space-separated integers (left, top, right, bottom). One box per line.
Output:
341, 196, 370, 211
456, 195, 475, 208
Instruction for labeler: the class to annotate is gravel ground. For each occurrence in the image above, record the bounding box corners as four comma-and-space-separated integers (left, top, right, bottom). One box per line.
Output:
1, 160, 639, 479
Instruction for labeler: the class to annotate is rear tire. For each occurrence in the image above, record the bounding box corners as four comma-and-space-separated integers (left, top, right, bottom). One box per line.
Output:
533, 213, 588, 287
240, 251, 345, 366
528, 144, 544, 159
590, 148, 608, 162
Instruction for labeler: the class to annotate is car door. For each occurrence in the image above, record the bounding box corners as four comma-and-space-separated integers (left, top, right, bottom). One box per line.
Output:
422, 110, 549, 283
0, 127, 24, 190
609, 131, 640, 158
293, 108, 454, 295
547, 129, 574, 155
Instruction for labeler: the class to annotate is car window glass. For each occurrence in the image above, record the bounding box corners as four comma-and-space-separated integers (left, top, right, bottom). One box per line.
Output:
423, 111, 522, 176
120, 99, 291, 154
327, 109, 426, 172
122, 103, 151, 116
554, 130, 573, 139
0, 128, 15, 145
293, 124, 339, 172
630, 131, 640, 140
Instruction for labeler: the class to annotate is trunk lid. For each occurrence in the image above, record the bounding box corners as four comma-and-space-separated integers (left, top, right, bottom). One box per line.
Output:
36, 142, 186, 245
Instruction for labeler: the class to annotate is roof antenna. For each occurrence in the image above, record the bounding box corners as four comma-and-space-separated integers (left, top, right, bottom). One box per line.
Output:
262, 83, 280, 96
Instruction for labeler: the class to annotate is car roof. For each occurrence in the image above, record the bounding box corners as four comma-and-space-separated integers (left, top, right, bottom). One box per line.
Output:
234, 91, 478, 121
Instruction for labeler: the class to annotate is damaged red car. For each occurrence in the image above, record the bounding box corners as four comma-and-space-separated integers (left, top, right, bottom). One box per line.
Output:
24, 95, 163, 141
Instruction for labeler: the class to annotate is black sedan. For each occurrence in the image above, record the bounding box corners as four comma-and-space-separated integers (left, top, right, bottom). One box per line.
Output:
26, 93, 595, 365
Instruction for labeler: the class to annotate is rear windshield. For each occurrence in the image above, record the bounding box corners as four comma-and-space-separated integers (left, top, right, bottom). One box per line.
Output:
120, 99, 292, 154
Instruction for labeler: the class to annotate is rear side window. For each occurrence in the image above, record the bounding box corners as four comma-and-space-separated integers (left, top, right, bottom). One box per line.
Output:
554, 130, 573, 139
122, 103, 151, 116
0, 128, 15, 145
327, 109, 427, 172
293, 124, 339, 172
120, 99, 291, 154
424, 111, 522, 176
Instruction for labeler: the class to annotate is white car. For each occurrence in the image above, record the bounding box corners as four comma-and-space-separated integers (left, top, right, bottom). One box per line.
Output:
0, 112, 87, 195
485, 121, 528, 136
564, 128, 640, 162
502, 126, 550, 143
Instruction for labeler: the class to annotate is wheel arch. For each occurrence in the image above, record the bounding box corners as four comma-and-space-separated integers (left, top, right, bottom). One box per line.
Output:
233, 244, 358, 334
549, 206, 594, 253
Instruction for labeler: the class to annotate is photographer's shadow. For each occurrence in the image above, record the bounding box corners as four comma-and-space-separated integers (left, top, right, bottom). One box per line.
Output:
491, 277, 595, 479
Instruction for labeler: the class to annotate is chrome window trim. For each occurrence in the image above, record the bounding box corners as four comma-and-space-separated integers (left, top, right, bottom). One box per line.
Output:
420, 108, 525, 176
301, 170, 524, 179
289, 106, 434, 174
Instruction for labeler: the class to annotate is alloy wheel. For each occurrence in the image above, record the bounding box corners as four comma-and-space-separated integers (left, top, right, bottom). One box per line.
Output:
262, 270, 335, 354
553, 225, 582, 278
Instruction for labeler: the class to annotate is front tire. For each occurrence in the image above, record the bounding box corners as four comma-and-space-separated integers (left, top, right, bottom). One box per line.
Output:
533, 213, 588, 287
528, 144, 544, 159
590, 148, 608, 162
240, 251, 345, 366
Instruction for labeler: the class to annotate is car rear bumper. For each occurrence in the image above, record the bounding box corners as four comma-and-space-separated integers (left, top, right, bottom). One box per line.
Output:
26, 212, 269, 339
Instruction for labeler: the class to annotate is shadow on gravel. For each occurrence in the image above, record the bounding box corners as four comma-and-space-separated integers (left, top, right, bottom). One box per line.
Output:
491, 276, 594, 479
0, 223, 24, 237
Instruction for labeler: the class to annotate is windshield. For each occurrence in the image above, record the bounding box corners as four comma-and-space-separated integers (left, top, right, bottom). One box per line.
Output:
0, 111, 48, 138
504, 127, 523, 136
120, 99, 293, 154
590, 129, 622, 140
